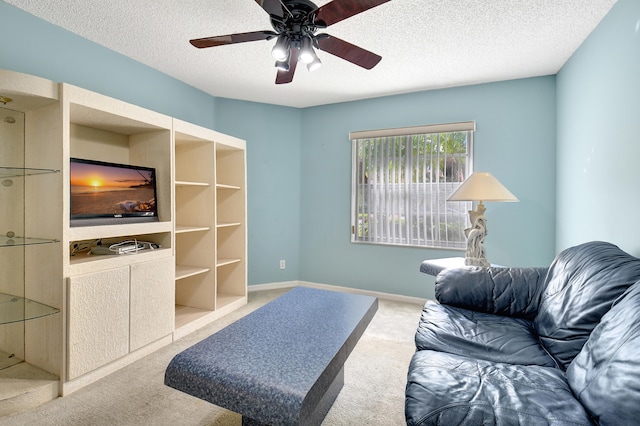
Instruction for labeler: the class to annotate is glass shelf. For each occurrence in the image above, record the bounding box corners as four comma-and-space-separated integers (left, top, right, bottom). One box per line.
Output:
1, 167, 60, 247
0, 236, 59, 247
0, 293, 60, 325
0, 166, 59, 178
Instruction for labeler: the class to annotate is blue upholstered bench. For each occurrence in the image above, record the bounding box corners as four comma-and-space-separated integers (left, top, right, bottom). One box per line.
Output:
164, 286, 378, 426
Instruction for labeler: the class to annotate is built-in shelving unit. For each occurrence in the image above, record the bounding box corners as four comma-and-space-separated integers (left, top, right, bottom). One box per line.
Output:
173, 120, 216, 333
215, 143, 247, 311
62, 83, 174, 263
0, 69, 247, 412
173, 119, 247, 338
60, 83, 176, 392
0, 70, 62, 409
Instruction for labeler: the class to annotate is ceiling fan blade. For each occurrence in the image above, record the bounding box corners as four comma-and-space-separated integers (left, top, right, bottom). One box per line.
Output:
190, 30, 276, 48
316, 35, 381, 69
255, 0, 287, 18
276, 48, 299, 84
314, 0, 391, 27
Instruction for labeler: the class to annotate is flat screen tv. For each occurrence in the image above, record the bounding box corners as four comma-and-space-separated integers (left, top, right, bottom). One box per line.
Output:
70, 158, 159, 227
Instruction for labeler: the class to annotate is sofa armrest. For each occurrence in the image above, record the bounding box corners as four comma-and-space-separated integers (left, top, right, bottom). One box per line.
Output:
435, 266, 549, 319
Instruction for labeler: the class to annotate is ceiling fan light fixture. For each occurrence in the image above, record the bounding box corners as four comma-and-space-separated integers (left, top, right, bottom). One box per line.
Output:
271, 34, 290, 61
275, 59, 290, 72
298, 36, 315, 64
307, 55, 322, 72
189, 0, 388, 85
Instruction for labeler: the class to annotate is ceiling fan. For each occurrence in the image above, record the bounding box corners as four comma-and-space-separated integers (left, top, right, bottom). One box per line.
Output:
189, 0, 391, 84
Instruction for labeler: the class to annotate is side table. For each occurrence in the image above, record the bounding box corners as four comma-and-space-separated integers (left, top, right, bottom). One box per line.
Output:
420, 257, 503, 276
420, 257, 468, 276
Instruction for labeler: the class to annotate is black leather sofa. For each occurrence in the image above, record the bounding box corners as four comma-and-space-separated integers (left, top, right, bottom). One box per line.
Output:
405, 241, 640, 425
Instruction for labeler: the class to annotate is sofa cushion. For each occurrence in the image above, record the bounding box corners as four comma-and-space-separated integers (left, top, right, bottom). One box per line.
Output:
415, 301, 557, 368
566, 281, 640, 425
533, 241, 640, 370
405, 350, 593, 426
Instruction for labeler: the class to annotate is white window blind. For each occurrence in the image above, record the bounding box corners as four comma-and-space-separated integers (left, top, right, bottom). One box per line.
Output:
350, 122, 474, 249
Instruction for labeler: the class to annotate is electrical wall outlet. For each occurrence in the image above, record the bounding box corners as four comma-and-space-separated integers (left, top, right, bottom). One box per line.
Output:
280, 260, 286, 270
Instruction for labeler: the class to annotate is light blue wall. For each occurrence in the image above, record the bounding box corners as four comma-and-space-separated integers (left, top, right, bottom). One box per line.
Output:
215, 99, 302, 285
556, 0, 640, 257
300, 79, 557, 299
0, 2, 217, 129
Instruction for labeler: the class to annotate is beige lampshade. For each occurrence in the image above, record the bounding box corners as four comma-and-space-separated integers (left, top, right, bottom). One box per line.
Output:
447, 172, 518, 202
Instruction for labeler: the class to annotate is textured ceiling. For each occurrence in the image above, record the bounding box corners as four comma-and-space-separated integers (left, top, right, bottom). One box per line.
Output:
6, 0, 617, 108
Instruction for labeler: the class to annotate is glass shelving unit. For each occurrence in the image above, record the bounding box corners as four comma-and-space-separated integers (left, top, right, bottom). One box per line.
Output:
0, 166, 60, 321
0, 163, 60, 369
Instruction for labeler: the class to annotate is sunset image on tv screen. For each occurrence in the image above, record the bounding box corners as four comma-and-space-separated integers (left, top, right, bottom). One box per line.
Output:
70, 161, 156, 216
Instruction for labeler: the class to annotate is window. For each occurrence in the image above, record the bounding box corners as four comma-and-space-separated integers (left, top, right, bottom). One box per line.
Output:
350, 122, 474, 249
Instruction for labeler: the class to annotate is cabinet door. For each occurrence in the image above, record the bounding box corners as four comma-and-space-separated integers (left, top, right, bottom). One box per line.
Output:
130, 258, 174, 351
67, 267, 129, 380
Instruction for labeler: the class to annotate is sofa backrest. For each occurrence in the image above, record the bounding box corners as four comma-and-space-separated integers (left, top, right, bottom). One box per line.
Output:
566, 280, 640, 425
533, 241, 640, 370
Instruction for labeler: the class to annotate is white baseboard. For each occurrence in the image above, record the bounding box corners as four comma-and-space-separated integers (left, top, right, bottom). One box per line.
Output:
248, 281, 427, 305
247, 281, 299, 292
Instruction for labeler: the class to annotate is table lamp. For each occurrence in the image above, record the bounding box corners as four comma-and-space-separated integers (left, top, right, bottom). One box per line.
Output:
447, 172, 518, 266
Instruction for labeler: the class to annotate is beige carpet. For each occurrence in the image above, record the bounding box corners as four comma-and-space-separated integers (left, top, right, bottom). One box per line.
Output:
2, 288, 424, 426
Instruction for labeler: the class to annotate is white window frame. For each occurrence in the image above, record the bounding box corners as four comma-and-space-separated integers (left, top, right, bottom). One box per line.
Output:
350, 122, 475, 249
